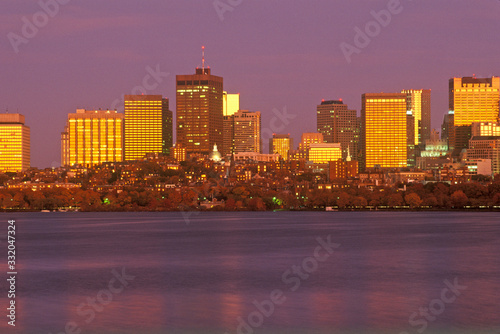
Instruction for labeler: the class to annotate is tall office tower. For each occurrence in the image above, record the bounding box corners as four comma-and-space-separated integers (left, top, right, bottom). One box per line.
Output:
163, 104, 173, 155
449, 76, 500, 152
233, 110, 261, 154
441, 112, 453, 148
269, 134, 293, 160
317, 100, 358, 160
471, 122, 500, 137
124, 95, 172, 161
61, 131, 69, 166
222, 92, 240, 155
223, 92, 240, 116
298, 132, 324, 160
361, 93, 407, 170
308, 143, 342, 164
0, 113, 30, 172
176, 57, 224, 155
222, 115, 234, 156
402, 89, 431, 145
407, 113, 416, 167
61, 109, 123, 167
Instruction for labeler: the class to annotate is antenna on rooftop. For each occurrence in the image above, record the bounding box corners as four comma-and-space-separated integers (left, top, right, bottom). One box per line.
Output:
202, 46, 205, 73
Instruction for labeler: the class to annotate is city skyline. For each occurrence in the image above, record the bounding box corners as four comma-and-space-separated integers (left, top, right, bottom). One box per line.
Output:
2, 3, 500, 334
1, 1, 499, 168
2, 72, 499, 172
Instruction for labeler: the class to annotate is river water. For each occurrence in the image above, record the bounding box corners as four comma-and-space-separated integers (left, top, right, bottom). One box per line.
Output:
1, 211, 499, 334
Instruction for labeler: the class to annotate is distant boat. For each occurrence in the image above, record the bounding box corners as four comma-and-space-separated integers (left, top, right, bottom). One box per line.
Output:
326, 207, 338, 212
41, 210, 50, 213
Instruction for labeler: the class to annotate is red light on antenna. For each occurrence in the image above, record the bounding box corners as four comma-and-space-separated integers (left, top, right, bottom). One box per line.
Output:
321, 99, 325, 102
339, 98, 343, 102
202, 46, 205, 49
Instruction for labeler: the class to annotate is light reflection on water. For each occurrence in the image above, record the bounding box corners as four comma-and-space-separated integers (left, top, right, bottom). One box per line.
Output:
1, 211, 498, 334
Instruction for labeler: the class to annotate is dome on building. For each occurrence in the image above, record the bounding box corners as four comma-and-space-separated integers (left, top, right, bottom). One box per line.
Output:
209, 143, 222, 162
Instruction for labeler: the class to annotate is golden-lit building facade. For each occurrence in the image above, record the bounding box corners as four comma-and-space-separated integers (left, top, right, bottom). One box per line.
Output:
176, 67, 224, 155
233, 110, 261, 154
0, 113, 30, 172
317, 100, 359, 160
402, 89, 431, 145
298, 132, 324, 160
269, 134, 293, 160
449, 77, 500, 151
309, 143, 342, 164
124, 95, 172, 161
472, 122, 500, 137
61, 109, 123, 167
361, 93, 407, 170
223, 92, 240, 116
222, 92, 240, 155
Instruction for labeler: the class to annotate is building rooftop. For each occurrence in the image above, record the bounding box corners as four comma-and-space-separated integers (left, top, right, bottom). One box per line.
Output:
0, 113, 25, 124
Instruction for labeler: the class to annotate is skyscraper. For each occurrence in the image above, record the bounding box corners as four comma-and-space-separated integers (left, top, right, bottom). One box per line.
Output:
402, 89, 431, 145
317, 100, 358, 160
0, 113, 30, 172
176, 62, 224, 155
62, 109, 123, 167
361, 93, 407, 170
223, 92, 240, 116
222, 115, 235, 156
269, 134, 293, 160
441, 112, 454, 148
449, 76, 500, 152
222, 92, 240, 156
124, 95, 172, 161
233, 110, 261, 154
407, 112, 416, 167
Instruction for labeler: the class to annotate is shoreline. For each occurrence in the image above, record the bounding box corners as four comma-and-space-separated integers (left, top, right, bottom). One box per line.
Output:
1, 207, 500, 213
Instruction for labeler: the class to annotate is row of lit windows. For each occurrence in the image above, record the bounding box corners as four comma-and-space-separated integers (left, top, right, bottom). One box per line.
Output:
455, 88, 499, 92
69, 118, 122, 121
177, 82, 211, 86
124, 102, 162, 104
365, 99, 405, 103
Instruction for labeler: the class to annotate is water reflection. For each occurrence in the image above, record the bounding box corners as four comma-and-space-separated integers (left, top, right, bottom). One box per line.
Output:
8, 212, 499, 334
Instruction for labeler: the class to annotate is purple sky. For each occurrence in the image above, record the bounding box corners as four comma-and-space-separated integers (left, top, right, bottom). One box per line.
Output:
1, 0, 499, 168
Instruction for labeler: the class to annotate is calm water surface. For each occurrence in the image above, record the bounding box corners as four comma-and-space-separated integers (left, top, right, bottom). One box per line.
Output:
1, 212, 499, 334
